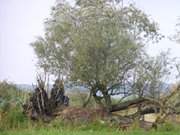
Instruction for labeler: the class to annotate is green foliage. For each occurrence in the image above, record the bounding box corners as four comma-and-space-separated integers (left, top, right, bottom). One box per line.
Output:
0, 81, 19, 100
77, 120, 111, 131
0, 106, 28, 130
49, 119, 66, 129
68, 91, 96, 107
158, 121, 178, 132
0, 81, 29, 131
31, 0, 165, 109
31, 0, 161, 79
129, 119, 141, 130
131, 52, 171, 99
0, 81, 28, 106
1, 124, 180, 135
49, 118, 111, 132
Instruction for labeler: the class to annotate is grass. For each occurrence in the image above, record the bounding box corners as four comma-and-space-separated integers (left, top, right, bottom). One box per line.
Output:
1, 127, 180, 135
1, 82, 180, 135
1, 119, 180, 135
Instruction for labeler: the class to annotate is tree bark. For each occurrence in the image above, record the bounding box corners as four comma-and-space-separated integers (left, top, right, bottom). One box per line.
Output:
82, 91, 92, 107
110, 98, 159, 112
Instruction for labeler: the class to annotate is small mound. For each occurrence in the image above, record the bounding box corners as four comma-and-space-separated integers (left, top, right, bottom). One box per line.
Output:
53, 107, 108, 123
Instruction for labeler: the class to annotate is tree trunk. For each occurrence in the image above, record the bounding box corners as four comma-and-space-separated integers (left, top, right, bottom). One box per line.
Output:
82, 91, 92, 107
110, 98, 158, 112
102, 91, 112, 113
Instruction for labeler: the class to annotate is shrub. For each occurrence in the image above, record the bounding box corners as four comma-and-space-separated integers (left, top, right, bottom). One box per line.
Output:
68, 90, 96, 107
158, 121, 176, 132
0, 81, 29, 130
0, 106, 28, 130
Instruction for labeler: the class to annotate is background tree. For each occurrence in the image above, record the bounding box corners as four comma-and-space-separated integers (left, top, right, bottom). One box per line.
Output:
31, 0, 164, 112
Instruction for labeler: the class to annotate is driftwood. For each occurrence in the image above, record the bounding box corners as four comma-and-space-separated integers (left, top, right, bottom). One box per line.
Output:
23, 79, 69, 121
110, 83, 180, 114
50, 79, 69, 110
110, 97, 161, 114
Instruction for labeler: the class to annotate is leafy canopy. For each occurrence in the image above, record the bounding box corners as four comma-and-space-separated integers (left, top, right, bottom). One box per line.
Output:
31, 0, 164, 108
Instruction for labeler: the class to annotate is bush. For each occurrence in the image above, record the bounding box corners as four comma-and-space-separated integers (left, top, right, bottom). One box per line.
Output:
0, 81, 29, 130
0, 106, 28, 130
68, 91, 97, 107
158, 121, 176, 132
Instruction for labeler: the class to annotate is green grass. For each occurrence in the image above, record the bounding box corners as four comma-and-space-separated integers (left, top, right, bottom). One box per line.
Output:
1, 120, 180, 135
1, 127, 180, 135
1, 82, 180, 135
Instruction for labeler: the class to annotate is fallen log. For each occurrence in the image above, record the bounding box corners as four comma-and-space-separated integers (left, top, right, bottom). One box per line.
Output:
140, 107, 160, 115
110, 98, 160, 112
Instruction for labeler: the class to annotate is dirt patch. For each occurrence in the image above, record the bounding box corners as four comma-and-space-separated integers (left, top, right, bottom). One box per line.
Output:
53, 107, 108, 123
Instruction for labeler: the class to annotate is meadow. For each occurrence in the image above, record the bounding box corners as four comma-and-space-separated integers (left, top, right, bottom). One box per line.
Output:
1, 81, 180, 135
1, 122, 180, 135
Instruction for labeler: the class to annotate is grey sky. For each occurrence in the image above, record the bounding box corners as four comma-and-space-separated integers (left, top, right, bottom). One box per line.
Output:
0, 0, 55, 83
0, 0, 180, 84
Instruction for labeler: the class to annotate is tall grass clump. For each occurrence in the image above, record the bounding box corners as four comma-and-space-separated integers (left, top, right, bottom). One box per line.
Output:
0, 106, 28, 130
0, 81, 29, 130
157, 121, 180, 132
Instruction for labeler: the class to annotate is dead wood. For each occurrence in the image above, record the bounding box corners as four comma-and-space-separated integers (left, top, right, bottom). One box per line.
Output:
23, 79, 69, 121
110, 98, 160, 112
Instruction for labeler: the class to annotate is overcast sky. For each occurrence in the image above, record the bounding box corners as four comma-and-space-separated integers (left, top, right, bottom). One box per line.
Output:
0, 0, 180, 84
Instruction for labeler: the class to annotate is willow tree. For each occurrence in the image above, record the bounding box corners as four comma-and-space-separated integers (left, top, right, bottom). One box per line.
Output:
31, 0, 163, 111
